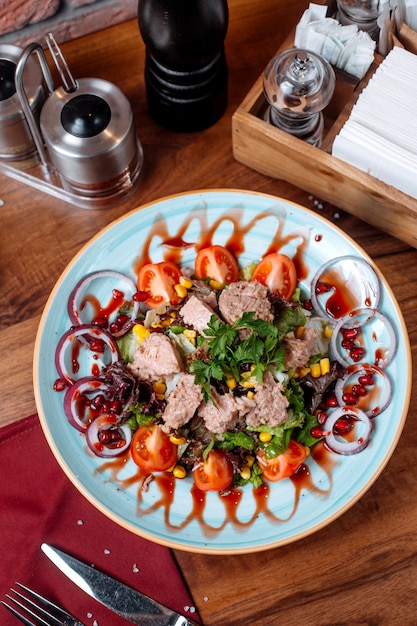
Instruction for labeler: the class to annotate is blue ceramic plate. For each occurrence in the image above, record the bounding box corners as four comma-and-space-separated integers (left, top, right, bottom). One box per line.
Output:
34, 190, 411, 554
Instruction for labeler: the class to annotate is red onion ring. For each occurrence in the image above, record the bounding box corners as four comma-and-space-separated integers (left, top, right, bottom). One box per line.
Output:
324, 406, 373, 455
335, 363, 392, 418
55, 324, 120, 383
330, 308, 397, 369
86, 413, 132, 458
63, 376, 109, 432
310, 256, 381, 323
67, 270, 140, 336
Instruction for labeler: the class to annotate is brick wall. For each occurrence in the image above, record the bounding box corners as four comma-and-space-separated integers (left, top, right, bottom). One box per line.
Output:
0, 0, 137, 47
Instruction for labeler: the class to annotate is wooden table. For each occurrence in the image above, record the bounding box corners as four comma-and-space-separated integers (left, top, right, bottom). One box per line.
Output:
2, 2, 417, 624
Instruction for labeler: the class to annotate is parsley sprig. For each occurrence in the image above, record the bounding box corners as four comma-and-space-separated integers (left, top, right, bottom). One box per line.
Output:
191, 312, 285, 402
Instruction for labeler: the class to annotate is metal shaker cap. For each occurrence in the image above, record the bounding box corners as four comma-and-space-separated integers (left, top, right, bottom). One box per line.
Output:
0, 44, 44, 125
40, 77, 138, 185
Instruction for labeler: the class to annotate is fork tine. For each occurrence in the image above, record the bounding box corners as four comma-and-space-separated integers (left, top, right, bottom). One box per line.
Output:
5, 589, 61, 626
15, 584, 72, 623
2, 598, 47, 626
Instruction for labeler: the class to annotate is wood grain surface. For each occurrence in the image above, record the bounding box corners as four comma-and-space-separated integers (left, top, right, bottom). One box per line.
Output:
1, 2, 417, 625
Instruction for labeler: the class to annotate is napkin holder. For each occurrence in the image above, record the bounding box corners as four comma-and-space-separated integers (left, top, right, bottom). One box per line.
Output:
232, 0, 417, 249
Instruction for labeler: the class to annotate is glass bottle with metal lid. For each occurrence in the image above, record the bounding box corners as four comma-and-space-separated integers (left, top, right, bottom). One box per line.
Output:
263, 48, 335, 148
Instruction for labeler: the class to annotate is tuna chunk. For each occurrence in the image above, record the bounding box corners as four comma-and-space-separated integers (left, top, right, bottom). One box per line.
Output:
180, 295, 216, 334
128, 333, 184, 381
245, 371, 289, 428
218, 281, 274, 325
198, 389, 241, 434
161, 373, 203, 433
283, 327, 318, 370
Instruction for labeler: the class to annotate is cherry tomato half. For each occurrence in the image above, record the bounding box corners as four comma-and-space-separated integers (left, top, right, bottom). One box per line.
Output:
257, 439, 308, 482
138, 261, 183, 309
131, 424, 177, 472
193, 450, 233, 492
251, 253, 297, 300
194, 246, 239, 285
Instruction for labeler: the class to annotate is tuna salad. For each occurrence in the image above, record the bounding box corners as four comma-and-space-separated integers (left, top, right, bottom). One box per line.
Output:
54, 246, 382, 493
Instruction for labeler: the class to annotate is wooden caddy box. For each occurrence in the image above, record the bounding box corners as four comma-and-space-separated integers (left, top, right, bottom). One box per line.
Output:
232, 1, 417, 249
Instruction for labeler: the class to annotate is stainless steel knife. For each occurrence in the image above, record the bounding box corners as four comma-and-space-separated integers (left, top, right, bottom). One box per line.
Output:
41, 543, 200, 626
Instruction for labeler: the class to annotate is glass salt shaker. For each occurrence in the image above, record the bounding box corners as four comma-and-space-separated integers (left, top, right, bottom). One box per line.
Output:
263, 48, 335, 148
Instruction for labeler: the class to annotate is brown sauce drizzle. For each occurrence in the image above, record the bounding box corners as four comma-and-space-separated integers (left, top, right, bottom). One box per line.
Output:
95, 442, 340, 539
132, 205, 309, 277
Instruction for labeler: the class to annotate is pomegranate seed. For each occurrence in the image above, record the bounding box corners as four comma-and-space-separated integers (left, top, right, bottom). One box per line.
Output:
110, 400, 122, 414
92, 394, 105, 408
303, 299, 313, 311
112, 289, 124, 299
116, 314, 129, 326
350, 347, 366, 362
326, 395, 338, 408
133, 291, 149, 302
53, 378, 67, 392
342, 327, 359, 340
334, 417, 353, 435
317, 411, 328, 425
341, 338, 355, 349
109, 322, 120, 333
92, 317, 108, 329
89, 339, 105, 353
310, 427, 326, 438
101, 401, 110, 413
359, 374, 374, 386
315, 282, 332, 294
342, 392, 358, 406
352, 384, 367, 397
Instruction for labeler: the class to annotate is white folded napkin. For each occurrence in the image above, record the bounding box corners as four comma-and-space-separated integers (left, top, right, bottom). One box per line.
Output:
294, 3, 376, 78
332, 46, 417, 199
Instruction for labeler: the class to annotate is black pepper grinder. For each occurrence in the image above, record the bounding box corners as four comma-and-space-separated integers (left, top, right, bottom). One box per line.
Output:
138, 0, 228, 132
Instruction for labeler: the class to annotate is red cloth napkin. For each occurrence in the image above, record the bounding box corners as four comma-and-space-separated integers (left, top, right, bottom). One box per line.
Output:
0, 415, 200, 625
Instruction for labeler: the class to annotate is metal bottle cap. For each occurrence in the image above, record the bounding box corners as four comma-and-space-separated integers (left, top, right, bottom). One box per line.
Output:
40, 77, 138, 186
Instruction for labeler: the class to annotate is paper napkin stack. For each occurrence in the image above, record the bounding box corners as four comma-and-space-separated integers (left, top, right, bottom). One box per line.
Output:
332, 46, 417, 199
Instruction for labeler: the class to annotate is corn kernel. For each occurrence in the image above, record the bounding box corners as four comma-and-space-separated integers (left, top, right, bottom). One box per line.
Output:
153, 381, 166, 395
320, 357, 331, 376
295, 325, 305, 339
179, 276, 193, 289
170, 434, 187, 445
259, 431, 272, 443
245, 455, 255, 468
310, 363, 321, 378
298, 366, 310, 378
132, 324, 150, 341
240, 466, 251, 481
183, 329, 197, 339
226, 377, 237, 390
209, 279, 224, 290
174, 284, 188, 299
323, 323, 333, 339
173, 465, 187, 479
240, 378, 256, 389
151, 322, 162, 329
246, 391, 255, 399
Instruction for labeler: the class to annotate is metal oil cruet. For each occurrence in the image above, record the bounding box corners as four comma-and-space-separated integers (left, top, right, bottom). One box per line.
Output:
13, 33, 143, 208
